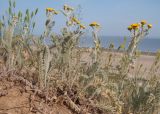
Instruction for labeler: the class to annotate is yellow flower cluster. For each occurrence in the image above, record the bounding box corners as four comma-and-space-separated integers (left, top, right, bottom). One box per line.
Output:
80, 24, 86, 29
71, 17, 80, 25
141, 20, 147, 25
131, 23, 140, 30
70, 17, 86, 29
53, 10, 59, 15
89, 22, 100, 28
64, 4, 74, 11
127, 26, 132, 31
128, 20, 152, 31
148, 24, 152, 29
46, 5, 101, 30
46, 8, 59, 15
46, 8, 54, 12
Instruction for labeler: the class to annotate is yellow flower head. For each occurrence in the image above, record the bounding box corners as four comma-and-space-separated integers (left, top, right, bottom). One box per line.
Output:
53, 10, 59, 15
128, 25, 132, 31
148, 24, 152, 29
141, 20, 147, 25
46, 8, 58, 15
64, 4, 74, 11
131, 23, 140, 30
80, 24, 86, 29
71, 17, 80, 24
89, 22, 100, 28
46, 8, 54, 12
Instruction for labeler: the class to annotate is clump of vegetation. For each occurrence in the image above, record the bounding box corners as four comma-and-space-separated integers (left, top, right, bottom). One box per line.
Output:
127, 21, 153, 68
0, 1, 159, 114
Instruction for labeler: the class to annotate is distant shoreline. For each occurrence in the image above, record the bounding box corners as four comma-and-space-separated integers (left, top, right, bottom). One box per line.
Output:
80, 36, 160, 53
77, 47, 156, 56
48, 45, 157, 56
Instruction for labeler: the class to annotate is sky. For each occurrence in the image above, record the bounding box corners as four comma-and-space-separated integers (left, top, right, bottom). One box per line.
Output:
0, 0, 160, 38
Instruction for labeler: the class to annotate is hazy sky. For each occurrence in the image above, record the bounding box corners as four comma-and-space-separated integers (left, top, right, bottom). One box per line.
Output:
0, 0, 160, 38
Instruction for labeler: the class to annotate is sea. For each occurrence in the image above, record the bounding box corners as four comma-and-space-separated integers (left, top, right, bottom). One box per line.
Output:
79, 36, 160, 52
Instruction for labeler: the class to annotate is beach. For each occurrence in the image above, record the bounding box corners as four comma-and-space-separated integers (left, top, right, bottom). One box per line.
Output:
79, 48, 156, 76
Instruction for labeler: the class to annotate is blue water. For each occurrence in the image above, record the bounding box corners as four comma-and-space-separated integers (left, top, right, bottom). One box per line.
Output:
79, 36, 160, 52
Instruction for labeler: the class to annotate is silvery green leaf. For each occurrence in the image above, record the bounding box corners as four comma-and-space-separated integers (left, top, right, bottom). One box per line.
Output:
13, 1, 16, 8
26, 9, 29, 15
31, 12, 34, 18
35, 8, 38, 15
8, 7, 12, 15
32, 22, 35, 29
9, 0, 11, 7
46, 20, 55, 29
2, 16, 5, 21
18, 11, 21, 18
45, 19, 50, 27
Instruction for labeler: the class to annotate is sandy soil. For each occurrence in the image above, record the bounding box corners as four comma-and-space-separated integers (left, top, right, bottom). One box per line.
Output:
0, 76, 72, 114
